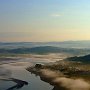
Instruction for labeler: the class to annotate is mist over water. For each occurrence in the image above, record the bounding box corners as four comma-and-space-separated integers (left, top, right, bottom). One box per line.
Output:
0, 53, 90, 90
0, 55, 54, 90
0, 67, 11, 78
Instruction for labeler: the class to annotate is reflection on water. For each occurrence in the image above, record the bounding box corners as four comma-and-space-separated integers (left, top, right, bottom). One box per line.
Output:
0, 67, 11, 78
6, 78, 28, 90
0, 55, 90, 90
0, 57, 53, 90
6, 84, 25, 90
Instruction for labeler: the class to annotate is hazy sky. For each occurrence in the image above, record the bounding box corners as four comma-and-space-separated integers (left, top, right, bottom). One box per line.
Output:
0, 0, 90, 42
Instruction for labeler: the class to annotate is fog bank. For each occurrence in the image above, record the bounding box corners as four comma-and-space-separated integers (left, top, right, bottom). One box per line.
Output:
40, 69, 90, 90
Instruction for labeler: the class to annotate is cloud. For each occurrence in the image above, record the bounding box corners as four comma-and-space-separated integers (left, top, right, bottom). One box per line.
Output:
51, 14, 61, 17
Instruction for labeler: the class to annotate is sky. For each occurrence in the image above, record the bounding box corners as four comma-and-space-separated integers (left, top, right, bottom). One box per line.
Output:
0, 0, 90, 42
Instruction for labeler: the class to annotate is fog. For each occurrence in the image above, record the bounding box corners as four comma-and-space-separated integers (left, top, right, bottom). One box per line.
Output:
40, 69, 90, 90
0, 66, 11, 78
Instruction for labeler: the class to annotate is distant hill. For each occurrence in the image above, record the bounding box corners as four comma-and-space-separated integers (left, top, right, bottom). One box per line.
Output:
66, 54, 90, 63
1, 40, 90, 49
0, 46, 90, 55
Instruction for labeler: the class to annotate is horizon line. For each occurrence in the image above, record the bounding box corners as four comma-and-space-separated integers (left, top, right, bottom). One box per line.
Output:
0, 40, 90, 43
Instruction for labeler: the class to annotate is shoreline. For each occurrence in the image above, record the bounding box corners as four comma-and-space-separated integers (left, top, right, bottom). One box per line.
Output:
26, 67, 68, 90
26, 64, 90, 90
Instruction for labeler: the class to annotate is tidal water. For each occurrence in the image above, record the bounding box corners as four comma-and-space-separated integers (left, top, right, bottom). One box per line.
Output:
0, 57, 54, 90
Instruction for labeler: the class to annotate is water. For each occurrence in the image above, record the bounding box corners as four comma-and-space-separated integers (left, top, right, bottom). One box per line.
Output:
0, 57, 53, 90
11, 69, 53, 90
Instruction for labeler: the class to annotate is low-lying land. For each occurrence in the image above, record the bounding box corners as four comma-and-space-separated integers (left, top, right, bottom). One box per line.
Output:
26, 54, 90, 90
